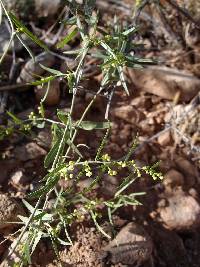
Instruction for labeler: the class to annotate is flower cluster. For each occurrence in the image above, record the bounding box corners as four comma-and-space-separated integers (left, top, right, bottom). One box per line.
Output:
68, 161, 75, 171
107, 168, 117, 176
83, 161, 93, 177
28, 111, 37, 121
117, 161, 127, 168
102, 154, 111, 161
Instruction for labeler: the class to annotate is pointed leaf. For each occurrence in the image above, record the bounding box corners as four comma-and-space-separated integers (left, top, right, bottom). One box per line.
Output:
22, 199, 35, 213
57, 27, 78, 49
44, 140, 60, 168
7, 111, 22, 125
39, 64, 64, 76
23, 241, 32, 264
31, 75, 55, 86
31, 231, 43, 254
57, 110, 69, 124
28, 175, 60, 198
9, 12, 49, 51
18, 215, 29, 224
77, 121, 110, 130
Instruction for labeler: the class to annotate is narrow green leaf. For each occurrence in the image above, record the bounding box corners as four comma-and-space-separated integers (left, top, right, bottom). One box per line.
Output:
9, 12, 49, 51
34, 211, 53, 221
7, 111, 22, 124
125, 55, 155, 65
41, 164, 66, 182
22, 199, 35, 213
63, 49, 82, 55
122, 195, 142, 206
18, 215, 29, 224
90, 211, 111, 239
31, 231, 43, 254
57, 110, 69, 124
61, 16, 76, 26
100, 41, 116, 57
16, 33, 35, 61
28, 175, 60, 198
66, 140, 83, 158
31, 75, 55, 86
117, 66, 129, 95
57, 27, 78, 48
57, 237, 72, 246
76, 121, 110, 130
23, 241, 32, 264
39, 64, 64, 76
0, 4, 2, 25
44, 140, 60, 168
122, 26, 138, 36
115, 174, 137, 197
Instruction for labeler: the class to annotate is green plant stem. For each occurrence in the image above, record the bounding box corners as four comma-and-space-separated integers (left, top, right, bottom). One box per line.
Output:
0, 0, 16, 64
0, 32, 16, 64
69, 44, 90, 116
0, 0, 14, 32
65, 86, 104, 158
8, 197, 41, 258
42, 45, 90, 210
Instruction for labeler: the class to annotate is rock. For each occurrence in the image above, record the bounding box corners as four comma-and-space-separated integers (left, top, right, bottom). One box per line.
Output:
0, 193, 25, 232
157, 130, 173, 146
35, 79, 60, 106
0, 235, 6, 258
185, 20, 200, 76
188, 188, 198, 198
16, 108, 34, 120
14, 142, 47, 161
84, 85, 106, 111
100, 174, 119, 197
185, 22, 200, 51
0, 160, 18, 184
35, 0, 61, 17
130, 95, 152, 110
175, 157, 199, 182
77, 178, 98, 191
9, 169, 28, 186
5, 0, 61, 19
101, 222, 153, 266
0, 23, 23, 54
129, 66, 200, 102
159, 189, 200, 230
151, 225, 189, 267
139, 118, 156, 135
36, 130, 52, 148
60, 57, 78, 72
17, 52, 55, 84
163, 169, 184, 188
112, 105, 145, 124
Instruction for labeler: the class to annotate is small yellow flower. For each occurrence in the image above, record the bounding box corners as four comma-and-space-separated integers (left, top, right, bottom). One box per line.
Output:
68, 161, 75, 171
28, 112, 35, 120
102, 154, 111, 161
136, 0, 142, 7
68, 165, 74, 171
118, 161, 127, 168
86, 171, 92, 177
108, 169, 117, 176
60, 167, 67, 175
